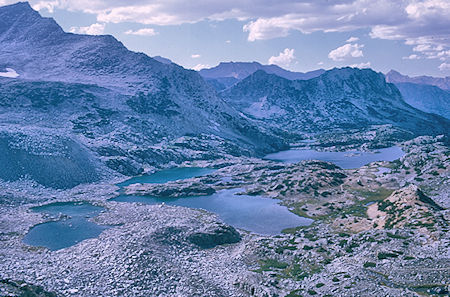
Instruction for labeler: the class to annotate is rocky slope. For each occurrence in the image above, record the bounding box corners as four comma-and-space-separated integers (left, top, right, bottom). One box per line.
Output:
0, 2, 285, 189
1, 135, 448, 297
367, 185, 443, 231
0, 203, 250, 297
0, 4, 448, 296
394, 82, 450, 119
220, 68, 450, 137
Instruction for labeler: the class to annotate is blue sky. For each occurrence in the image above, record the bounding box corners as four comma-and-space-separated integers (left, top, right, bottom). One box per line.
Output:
3, 0, 449, 76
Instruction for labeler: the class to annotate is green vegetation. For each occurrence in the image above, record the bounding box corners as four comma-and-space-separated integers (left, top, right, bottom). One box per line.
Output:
275, 245, 297, 254
254, 258, 289, 272
316, 247, 327, 253
281, 225, 310, 234
286, 289, 303, 297
363, 262, 376, 268
386, 232, 409, 239
338, 232, 350, 237
377, 252, 399, 260
284, 264, 309, 281
356, 188, 394, 202
338, 239, 347, 247
304, 231, 319, 242
338, 188, 394, 218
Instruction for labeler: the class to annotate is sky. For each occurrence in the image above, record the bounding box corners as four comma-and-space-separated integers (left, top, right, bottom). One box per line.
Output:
1, 0, 449, 76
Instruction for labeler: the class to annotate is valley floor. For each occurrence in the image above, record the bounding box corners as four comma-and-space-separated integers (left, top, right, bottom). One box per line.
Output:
0, 135, 449, 297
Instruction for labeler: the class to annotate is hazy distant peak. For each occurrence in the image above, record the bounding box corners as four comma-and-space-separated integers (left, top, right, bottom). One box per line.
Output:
199, 61, 325, 81
386, 69, 450, 90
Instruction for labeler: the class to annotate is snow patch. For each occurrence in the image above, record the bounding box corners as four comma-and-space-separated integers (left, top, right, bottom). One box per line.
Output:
244, 96, 286, 119
0, 68, 19, 78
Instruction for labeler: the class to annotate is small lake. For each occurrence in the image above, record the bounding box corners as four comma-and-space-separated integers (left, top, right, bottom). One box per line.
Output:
375, 167, 392, 175
23, 202, 108, 251
117, 167, 217, 187
264, 146, 404, 169
112, 188, 313, 235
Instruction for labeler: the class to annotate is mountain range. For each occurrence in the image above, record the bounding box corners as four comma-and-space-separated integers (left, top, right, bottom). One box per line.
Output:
382, 70, 450, 120
199, 65, 450, 121
220, 68, 449, 135
199, 62, 325, 90
0, 2, 284, 188
0, 2, 448, 190
386, 70, 450, 91
199, 61, 325, 80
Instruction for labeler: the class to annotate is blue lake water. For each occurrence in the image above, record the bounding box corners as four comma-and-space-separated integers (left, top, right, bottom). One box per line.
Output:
112, 188, 313, 235
264, 146, 404, 169
23, 202, 108, 251
23, 168, 217, 250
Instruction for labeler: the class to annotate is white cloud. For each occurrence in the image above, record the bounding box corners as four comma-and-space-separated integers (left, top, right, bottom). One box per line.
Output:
96, 5, 181, 25
191, 64, 210, 71
349, 62, 371, 68
346, 36, 359, 42
413, 44, 432, 52
124, 28, 158, 36
31, 1, 59, 13
402, 54, 420, 60
3, 0, 448, 62
433, 50, 450, 60
69, 23, 105, 35
318, 61, 324, 65
239, 1, 449, 62
397, 37, 449, 62
328, 43, 364, 61
243, 18, 291, 41
225, 40, 231, 43
268, 48, 296, 68
439, 62, 450, 71
191, 54, 201, 58
0, 68, 19, 78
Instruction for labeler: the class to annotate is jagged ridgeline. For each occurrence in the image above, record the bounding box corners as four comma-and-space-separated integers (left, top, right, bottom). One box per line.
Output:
0, 2, 448, 190
220, 69, 450, 135
0, 2, 285, 189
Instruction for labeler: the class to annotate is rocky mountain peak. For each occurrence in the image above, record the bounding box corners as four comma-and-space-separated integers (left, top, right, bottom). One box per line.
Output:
0, 2, 64, 42
1, 1, 34, 14
200, 61, 325, 81
220, 66, 449, 136
320, 67, 385, 82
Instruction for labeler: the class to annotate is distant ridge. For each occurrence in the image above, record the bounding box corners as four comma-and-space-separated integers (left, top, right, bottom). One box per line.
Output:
220, 67, 450, 136
386, 70, 450, 91
199, 61, 325, 91
199, 61, 325, 81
